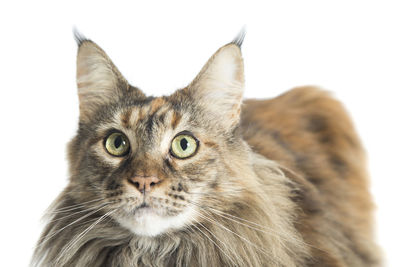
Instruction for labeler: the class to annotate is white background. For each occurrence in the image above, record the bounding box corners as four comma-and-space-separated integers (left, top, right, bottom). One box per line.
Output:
0, 1, 399, 266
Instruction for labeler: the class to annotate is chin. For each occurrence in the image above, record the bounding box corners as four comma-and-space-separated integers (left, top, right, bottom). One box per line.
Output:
115, 206, 195, 237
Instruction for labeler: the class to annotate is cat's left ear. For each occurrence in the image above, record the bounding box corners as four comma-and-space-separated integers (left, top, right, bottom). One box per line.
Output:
184, 36, 245, 130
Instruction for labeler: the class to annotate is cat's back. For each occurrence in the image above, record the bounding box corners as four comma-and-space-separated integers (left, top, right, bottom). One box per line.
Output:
240, 86, 380, 266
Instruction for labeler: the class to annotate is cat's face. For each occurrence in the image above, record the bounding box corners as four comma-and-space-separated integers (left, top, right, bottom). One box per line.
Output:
68, 37, 248, 236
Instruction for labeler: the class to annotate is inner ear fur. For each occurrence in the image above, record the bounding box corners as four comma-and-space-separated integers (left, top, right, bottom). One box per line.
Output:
76, 39, 144, 121
184, 43, 245, 130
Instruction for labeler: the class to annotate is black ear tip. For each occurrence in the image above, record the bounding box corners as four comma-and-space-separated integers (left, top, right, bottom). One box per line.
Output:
73, 27, 90, 46
231, 26, 246, 48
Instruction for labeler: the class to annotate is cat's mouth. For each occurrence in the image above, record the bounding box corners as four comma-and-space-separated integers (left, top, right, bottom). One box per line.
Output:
132, 202, 153, 215
137, 202, 150, 209
130, 201, 163, 220
114, 197, 195, 237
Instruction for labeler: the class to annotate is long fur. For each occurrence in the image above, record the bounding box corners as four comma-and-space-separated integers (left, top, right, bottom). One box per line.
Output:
32, 152, 309, 267
32, 34, 380, 267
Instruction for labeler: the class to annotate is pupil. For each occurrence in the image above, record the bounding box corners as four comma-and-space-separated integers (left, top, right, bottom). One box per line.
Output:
180, 138, 188, 150
114, 136, 123, 148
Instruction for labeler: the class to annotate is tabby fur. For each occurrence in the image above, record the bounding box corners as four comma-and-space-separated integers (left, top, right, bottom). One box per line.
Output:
32, 32, 381, 267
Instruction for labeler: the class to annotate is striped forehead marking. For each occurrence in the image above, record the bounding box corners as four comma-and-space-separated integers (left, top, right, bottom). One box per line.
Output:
118, 98, 183, 130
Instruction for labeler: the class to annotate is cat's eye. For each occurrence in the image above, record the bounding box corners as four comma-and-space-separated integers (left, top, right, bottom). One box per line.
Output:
170, 133, 199, 159
104, 132, 130, 156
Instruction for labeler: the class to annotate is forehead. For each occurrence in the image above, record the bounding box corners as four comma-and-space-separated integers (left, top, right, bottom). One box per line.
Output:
94, 97, 190, 142
119, 97, 182, 130
132, 97, 184, 130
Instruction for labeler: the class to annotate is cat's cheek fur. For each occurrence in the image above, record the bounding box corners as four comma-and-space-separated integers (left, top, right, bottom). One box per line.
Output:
114, 207, 196, 237
92, 142, 124, 166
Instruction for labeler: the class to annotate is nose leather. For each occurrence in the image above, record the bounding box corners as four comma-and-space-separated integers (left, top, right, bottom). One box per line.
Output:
129, 176, 161, 193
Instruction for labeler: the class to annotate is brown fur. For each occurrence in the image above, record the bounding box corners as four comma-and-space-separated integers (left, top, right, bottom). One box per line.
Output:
31, 34, 381, 266
242, 87, 381, 266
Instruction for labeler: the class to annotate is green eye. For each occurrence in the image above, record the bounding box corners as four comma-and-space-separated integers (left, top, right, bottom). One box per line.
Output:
104, 132, 130, 156
170, 133, 199, 159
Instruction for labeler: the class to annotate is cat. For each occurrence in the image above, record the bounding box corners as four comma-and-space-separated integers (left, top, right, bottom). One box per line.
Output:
31, 30, 381, 267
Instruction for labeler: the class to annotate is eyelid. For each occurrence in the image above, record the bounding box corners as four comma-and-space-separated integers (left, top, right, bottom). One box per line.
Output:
169, 131, 200, 159
103, 129, 131, 157
172, 130, 197, 139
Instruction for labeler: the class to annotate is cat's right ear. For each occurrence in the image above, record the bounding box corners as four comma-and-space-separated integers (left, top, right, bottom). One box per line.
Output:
174, 39, 245, 131
75, 31, 145, 122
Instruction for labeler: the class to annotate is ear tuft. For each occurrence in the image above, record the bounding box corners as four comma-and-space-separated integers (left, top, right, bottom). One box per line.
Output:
231, 27, 246, 48
73, 27, 89, 47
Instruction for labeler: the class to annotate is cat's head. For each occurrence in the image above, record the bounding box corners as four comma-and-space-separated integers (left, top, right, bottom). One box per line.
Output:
68, 33, 254, 237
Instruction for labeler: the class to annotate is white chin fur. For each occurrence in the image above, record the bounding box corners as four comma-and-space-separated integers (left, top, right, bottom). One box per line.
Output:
117, 208, 194, 237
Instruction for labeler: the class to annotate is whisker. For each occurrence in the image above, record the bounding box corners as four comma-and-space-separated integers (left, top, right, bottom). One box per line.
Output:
189, 206, 275, 263
46, 202, 110, 223
188, 184, 290, 196
189, 200, 300, 257
65, 188, 104, 194
54, 209, 117, 265
188, 200, 272, 231
188, 200, 330, 256
206, 205, 301, 243
190, 218, 237, 266
35, 204, 111, 249
48, 197, 105, 213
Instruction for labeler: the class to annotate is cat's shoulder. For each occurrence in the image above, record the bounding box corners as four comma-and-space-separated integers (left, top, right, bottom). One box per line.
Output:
241, 88, 380, 267
242, 86, 352, 123
241, 85, 362, 157
240, 85, 365, 193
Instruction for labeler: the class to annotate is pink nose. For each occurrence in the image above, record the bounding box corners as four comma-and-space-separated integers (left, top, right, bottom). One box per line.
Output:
128, 176, 161, 193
